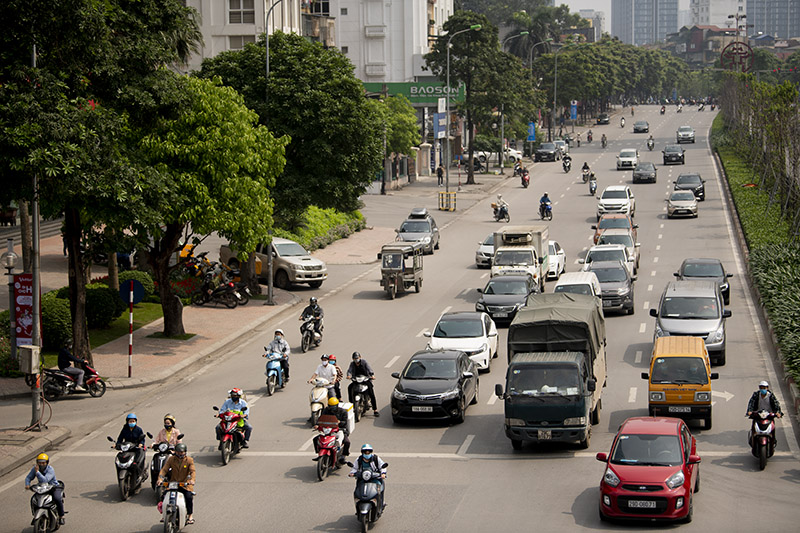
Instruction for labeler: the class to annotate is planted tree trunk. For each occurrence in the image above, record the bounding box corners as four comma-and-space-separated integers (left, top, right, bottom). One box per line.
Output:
19, 200, 32, 273
146, 222, 186, 337
64, 208, 92, 365
243, 253, 261, 295
108, 253, 119, 291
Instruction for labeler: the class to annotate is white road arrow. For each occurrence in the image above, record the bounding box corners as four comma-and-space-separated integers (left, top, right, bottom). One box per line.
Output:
712, 390, 735, 402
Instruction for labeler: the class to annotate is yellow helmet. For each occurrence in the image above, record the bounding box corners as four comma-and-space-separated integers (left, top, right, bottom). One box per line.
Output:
36, 453, 49, 464
164, 414, 176, 425
327, 397, 339, 406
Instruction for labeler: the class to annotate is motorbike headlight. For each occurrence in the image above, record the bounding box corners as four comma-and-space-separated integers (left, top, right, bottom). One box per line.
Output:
708, 324, 724, 343
392, 389, 407, 400
441, 389, 460, 400
603, 468, 620, 488
116, 457, 134, 469
563, 417, 586, 426
665, 470, 685, 489
120, 443, 132, 452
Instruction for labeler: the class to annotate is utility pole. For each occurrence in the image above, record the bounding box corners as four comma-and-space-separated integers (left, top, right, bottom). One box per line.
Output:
30, 43, 42, 431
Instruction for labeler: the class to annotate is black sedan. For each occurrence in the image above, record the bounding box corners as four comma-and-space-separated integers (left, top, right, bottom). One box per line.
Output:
674, 257, 733, 304
475, 274, 538, 324
534, 142, 561, 162
662, 144, 685, 165
390, 350, 478, 424
633, 120, 649, 133
596, 113, 610, 125
674, 173, 705, 200
632, 162, 657, 183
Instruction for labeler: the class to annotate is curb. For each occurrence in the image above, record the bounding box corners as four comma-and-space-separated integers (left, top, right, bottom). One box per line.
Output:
0, 426, 71, 478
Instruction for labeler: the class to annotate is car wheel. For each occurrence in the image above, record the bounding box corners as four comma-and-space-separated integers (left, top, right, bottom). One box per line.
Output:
599, 506, 610, 523
308, 280, 323, 289
683, 497, 693, 523
716, 350, 726, 366
434, 239, 440, 250
274, 270, 291, 290
724, 294, 730, 306
704, 415, 712, 430
470, 382, 479, 405
452, 402, 465, 424
694, 468, 700, 493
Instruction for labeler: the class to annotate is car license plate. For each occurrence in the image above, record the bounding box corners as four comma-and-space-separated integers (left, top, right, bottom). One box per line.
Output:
538, 430, 551, 440
628, 500, 656, 509
412, 406, 433, 413
669, 406, 692, 413
494, 312, 508, 318
603, 300, 612, 307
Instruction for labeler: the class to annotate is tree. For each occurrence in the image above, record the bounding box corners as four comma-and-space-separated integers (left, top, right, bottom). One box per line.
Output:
505, 5, 588, 63
383, 95, 421, 156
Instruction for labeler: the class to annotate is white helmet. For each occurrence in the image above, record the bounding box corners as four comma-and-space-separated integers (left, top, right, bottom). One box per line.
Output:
274, 329, 284, 336
497, 194, 502, 200
759, 381, 769, 388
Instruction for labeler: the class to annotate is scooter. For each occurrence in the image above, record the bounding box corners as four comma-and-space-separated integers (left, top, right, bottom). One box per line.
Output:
711, 104, 716, 111
620, 117, 626, 128
150, 434, 185, 502
562, 157, 572, 173
309, 377, 332, 426
492, 204, 510, 223
589, 176, 597, 196
539, 202, 553, 221
28, 482, 64, 532
212, 407, 246, 465
601, 137, 607, 149
587, 131, 593, 143
677, 105, 683, 113
748, 411, 778, 470
347, 461, 389, 533
350, 375, 372, 423
581, 168, 591, 183
513, 162, 523, 177
520, 170, 530, 188
42, 360, 106, 401
107, 434, 152, 501
660, 106, 666, 115
190, 274, 240, 308
698, 103, 705, 111
313, 416, 344, 481
647, 139, 654, 151
299, 314, 323, 353
263, 350, 287, 396
160, 481, 190, 533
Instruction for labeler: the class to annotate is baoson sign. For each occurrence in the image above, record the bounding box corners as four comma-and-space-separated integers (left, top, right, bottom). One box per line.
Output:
363, 82, 465, 105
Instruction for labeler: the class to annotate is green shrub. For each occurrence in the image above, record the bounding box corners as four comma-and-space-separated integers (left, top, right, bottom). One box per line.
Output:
0, 309, 9, 338
119, 270, 155, 296
42, 292, 71, 350
55, 286, 70, 299
0, 335, 21, 377
86, 283, 124, 328
274, 207, 366, 251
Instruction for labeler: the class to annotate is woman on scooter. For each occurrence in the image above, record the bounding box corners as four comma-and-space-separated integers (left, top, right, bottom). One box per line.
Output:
155, 414, 182, 446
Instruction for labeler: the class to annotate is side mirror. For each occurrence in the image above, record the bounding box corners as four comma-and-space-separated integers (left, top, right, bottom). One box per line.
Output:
422, 331, 432, 338
477, 288, 483, 293
106, 436, 114, 442
631, 275, 638, 281
587, 379, 596, 392
710, 373, 719, 380
591, 225, 597, 230
177, 433, 185, 440
633, 224, 639, 229
723, 309, 732, 318
673, 272, 680, 277
146, 432, 153, 439
596, 452, 608, 462
495, 384, 504, 398
727, 273, 734, 278
635, 243, 641, 247
462, 372, 474, 379
641, 372, 649, 379
377, 253, 382, 259
687, 454, 702, 465
649, 309, 658, 317
391, 372, 400, 379
538, 257, 544, 265
381, 463, 389, 468
394, 229, 400, 234
345, 461, 354, 468
212, 406, 220, 411
577, 258, 585, 264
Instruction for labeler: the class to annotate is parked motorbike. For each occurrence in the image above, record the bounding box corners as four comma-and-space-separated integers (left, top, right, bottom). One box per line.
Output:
539, 202, 553, 221
589, 176, 597, 196
520, 171, 530, 188
309, 377, 332, 426
160, 481, 190, 533
647, 139, 654, 151
313, 417, 343, 481
42, 360, 106, 401
191, 274, 240, 308
212, 407, 246, 465
562, 156, 572, 173
491, 203, 510, 223
351, 375, 372, 423
107, 433, 152, 501
698, 103, 705, 111
748, 411, 778, 470
660, 106, 666, 115
346, 461, 389, 533
150, 434, 185, 502
263, 350, 287, 396
513, 162, 523, 177
581, 168, 591, 183
299, 314, 323, 353
28, 482, 64, 533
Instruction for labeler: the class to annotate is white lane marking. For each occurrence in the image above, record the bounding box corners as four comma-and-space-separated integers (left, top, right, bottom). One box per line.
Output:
441, 306, 452, 316
628, 387, 637, 403
416, 329, 428, 338
651, 271, 656, 277
656, 245, 661, 251
658, 233, 663, 239
639, 323, 647, 333
660, 223, 664, 229
457, 435, 476, 456
487, 393, 498, 406
481, 272, 489, 279
560, 193, 565, 198
647, 284, 653, 291
588, 234, 594, 241
653, 257, 659, 263
385, 355, 400, 368
643, 301, 649, 309
635, 350, 643, 364
711, 390, 735, 402
299, 437, 315, 452
248, 393, 265, 406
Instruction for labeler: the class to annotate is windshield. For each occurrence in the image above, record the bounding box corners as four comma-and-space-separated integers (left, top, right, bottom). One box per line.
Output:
682, 262, 724, 277
382, 253, 403, 269
665, 146, 682, 153
274, 242, 309, 257
620, 151, 637, 158
650, 357, 709, 384
679, 127, 693, 132
599, 218, 630, 230
433, 318, 483, 338
586, 249, 626, 263
635, 122, 647, 127
402, 358, 457, 379
539, 143, 556, 150
591, 267, 628, 283
677, 175, 702, 185
494, 250, 534, 266
602, 190, 628, 200
482, 234, 494, 246
554, 284, 593, 296
400, 221, 431, 233
484, 279, 528, 295
598, 234, 633, 247
508, 366, 580, 396
636, 163, 655, 171
670, 192, 695, 202
610, 434, 683, 466
660, 296, 719, 318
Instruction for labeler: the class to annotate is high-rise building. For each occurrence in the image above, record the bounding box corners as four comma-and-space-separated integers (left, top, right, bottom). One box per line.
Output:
578, 9, 606, 40
746, 0, 800, 39
612, 0, 679, 45
690, 0, 745, 27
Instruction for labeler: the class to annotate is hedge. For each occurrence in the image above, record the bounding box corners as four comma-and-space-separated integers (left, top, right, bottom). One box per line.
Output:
42, 292, 72, 350
85, 284, 118, 328
119, 270, 155, 296
274, 206, 365, 251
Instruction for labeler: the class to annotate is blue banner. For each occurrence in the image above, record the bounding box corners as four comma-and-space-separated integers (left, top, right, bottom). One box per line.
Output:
527, 122, 536, 142
570, 101, 577, 120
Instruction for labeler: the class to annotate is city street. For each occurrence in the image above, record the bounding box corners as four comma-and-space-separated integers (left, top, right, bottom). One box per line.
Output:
1, 106, 798, 531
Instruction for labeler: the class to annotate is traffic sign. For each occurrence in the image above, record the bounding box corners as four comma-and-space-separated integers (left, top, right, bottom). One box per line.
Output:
119, 279, 145, 305
527, 122, 536, 142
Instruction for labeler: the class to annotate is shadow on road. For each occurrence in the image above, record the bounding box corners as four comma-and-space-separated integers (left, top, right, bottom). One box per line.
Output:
312, 513, 362, 532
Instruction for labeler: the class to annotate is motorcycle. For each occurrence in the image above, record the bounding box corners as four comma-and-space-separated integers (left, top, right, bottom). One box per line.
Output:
28, 482, 64, 533
212, 407, 246, 465
190, 274, 240, 308
313, 416, 344, 481
660, 106, 665, 115
581, 168, 591, 183
107, 433, 152, 501
601, 137, 607, 149
589, 176, 597, 196
492, 203, 510, 223
513, 162, 523, 177
620, 117, 625, 128
539, 202, 553, 221
647, 139, 654, 151
150, 434, 185, 502
309, 377, 332, 426
698, 103, 705, 111
300, 314, 323, 353
748, 411, 778, 470
520, 170, 530, 188
347, 461, 389, 533
351, 375, 372, 423
586, 131, 593, 143
677, 105, 683, 113
263, 350, 287, 396
562, 157, 572, 173
42, 360, 106, 401
160, 481, 190, 533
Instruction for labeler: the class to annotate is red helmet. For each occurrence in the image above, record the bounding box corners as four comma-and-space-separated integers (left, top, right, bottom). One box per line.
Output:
328, 354, 337, 362
229, 388, 243, 398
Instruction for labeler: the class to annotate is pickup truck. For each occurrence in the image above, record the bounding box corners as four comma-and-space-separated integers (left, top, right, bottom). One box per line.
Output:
219, 238, 327, 290
476, 147, 523, 164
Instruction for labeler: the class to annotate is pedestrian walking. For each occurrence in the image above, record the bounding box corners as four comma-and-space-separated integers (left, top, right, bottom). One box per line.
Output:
436, 164, 444, 187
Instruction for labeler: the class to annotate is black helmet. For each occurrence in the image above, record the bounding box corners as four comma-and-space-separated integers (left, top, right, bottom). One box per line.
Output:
352, 351, 361, 360
310, 297, 317, 305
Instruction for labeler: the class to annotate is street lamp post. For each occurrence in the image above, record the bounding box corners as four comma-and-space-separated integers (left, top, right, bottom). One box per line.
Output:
497, 32, 528, 174
528, 38, 553, 78
445, 24, 481, 196
1, 239, 17, 363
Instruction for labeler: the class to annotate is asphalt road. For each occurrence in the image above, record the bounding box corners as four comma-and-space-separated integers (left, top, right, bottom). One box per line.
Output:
1, 105, 798, 532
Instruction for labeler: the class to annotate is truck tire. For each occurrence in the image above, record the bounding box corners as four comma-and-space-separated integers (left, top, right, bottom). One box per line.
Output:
579, 425, 591, 449
591, 403, 600, 425
275, 270, 290, 290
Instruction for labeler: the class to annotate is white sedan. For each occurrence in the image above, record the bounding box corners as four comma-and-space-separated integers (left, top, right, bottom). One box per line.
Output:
424, 311, 498, 372
547, 240, 567, 280
616, 148, 639, 170
475, 233, 495, 268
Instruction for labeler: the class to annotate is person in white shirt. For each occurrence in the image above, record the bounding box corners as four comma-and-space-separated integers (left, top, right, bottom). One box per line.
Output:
308, 354, 337, 398
265, 329, 291, 381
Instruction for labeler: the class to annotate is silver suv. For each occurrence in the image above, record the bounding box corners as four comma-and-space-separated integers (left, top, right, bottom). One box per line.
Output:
219, 238, 327, 289
396, 207, 440, 254
676, 126, 695, 143
650, 281, 731, 365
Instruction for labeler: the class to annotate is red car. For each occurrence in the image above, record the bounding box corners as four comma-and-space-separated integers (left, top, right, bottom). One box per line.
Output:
596, 417, 701, 523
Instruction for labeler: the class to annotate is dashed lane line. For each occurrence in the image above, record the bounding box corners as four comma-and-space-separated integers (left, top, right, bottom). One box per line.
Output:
639, 323, 647, 333
385, 355, 400, 368
457, 435, 475, 456
628, 387, 637, 403
635, 351, 643, 364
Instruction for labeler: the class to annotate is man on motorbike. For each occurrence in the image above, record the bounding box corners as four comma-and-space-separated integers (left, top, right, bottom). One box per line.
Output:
539, 192, 551, 217
494, 194, 509, 219
347, 352, 379, 417
308, 354, 338, 398
587, 129, 593, 143
314, 397, 351, 460
647, 134, 654, 149
746, 381, 783, 447
582, 162, 590, 173
329, 354, 344, 400
301, 297, 324, 335
58, 339, 86, 391
217, 388, 252, 447
266, 328, 291, 382
349, 444, 387, 510
601, 133, 607, 147
155, 414, 182, 446
157, 443, 196, 525
25, 453, 65, 525
117, 413, 147, 473
620, 117, 625, 127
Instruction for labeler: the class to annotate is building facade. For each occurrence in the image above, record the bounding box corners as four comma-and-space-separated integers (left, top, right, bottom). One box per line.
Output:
612, 0, 679, 45
690, 0, 744, 27
578, 9, 606, 41
746, 0, 800, 39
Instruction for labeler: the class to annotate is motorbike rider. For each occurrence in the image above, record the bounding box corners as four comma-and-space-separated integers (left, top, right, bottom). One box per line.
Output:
308, 354, 338, 398
587, 129, 593, 143
647, 134, 654, 148
347, 352, 379, 417
582, 161, 590, 173
155, 414, 182, 446
313, 397, 351, 460
620, 116, 625, 127
301, 297, 324, 335
513, 159, 522, 175
117, 413, 147, 475
329, 354, 344, 400
217, 388, 252, 448
630, 106, 635, 116
265, 328, 291, 382
157, 443, 196, 525
25, 453, 65, 525
494, 194, 509, 219
539, 192, 551, 217
746, 381, 783, 447
349, 444, 387, 510
58, 339, 87, 391
601, 133, 607, 147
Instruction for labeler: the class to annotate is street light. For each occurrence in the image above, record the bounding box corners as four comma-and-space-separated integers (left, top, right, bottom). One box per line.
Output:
528, 38, 553, 77
497, 31, 528, 173
1, 239, 17, 363
445, 24, 481, 196
502, 31, 529, 51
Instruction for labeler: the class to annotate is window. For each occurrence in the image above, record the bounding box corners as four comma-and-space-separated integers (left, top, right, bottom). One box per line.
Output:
229, 0, 255, 24
310, 0, 329, 15
341, 46, 349, 54
229, 35, 256, 50
341, 7, 348, 15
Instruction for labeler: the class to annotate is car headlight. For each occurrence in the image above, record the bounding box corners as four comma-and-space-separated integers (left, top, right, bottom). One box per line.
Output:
665, 470, 685, 489
422, 236, 431, 244
694, 391, 710, 402
514, 302, 525, 310
603, 468, 620, 488
650, 391, 665, 402
505, 418, 526, 427
291, 264, 305, 271
441, 389, 460, 400
475, 301, 486, 311
708, 324, 724, 343
392, 389, 407, 400
616, 287, 630, 295
563, 417, 586, 426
